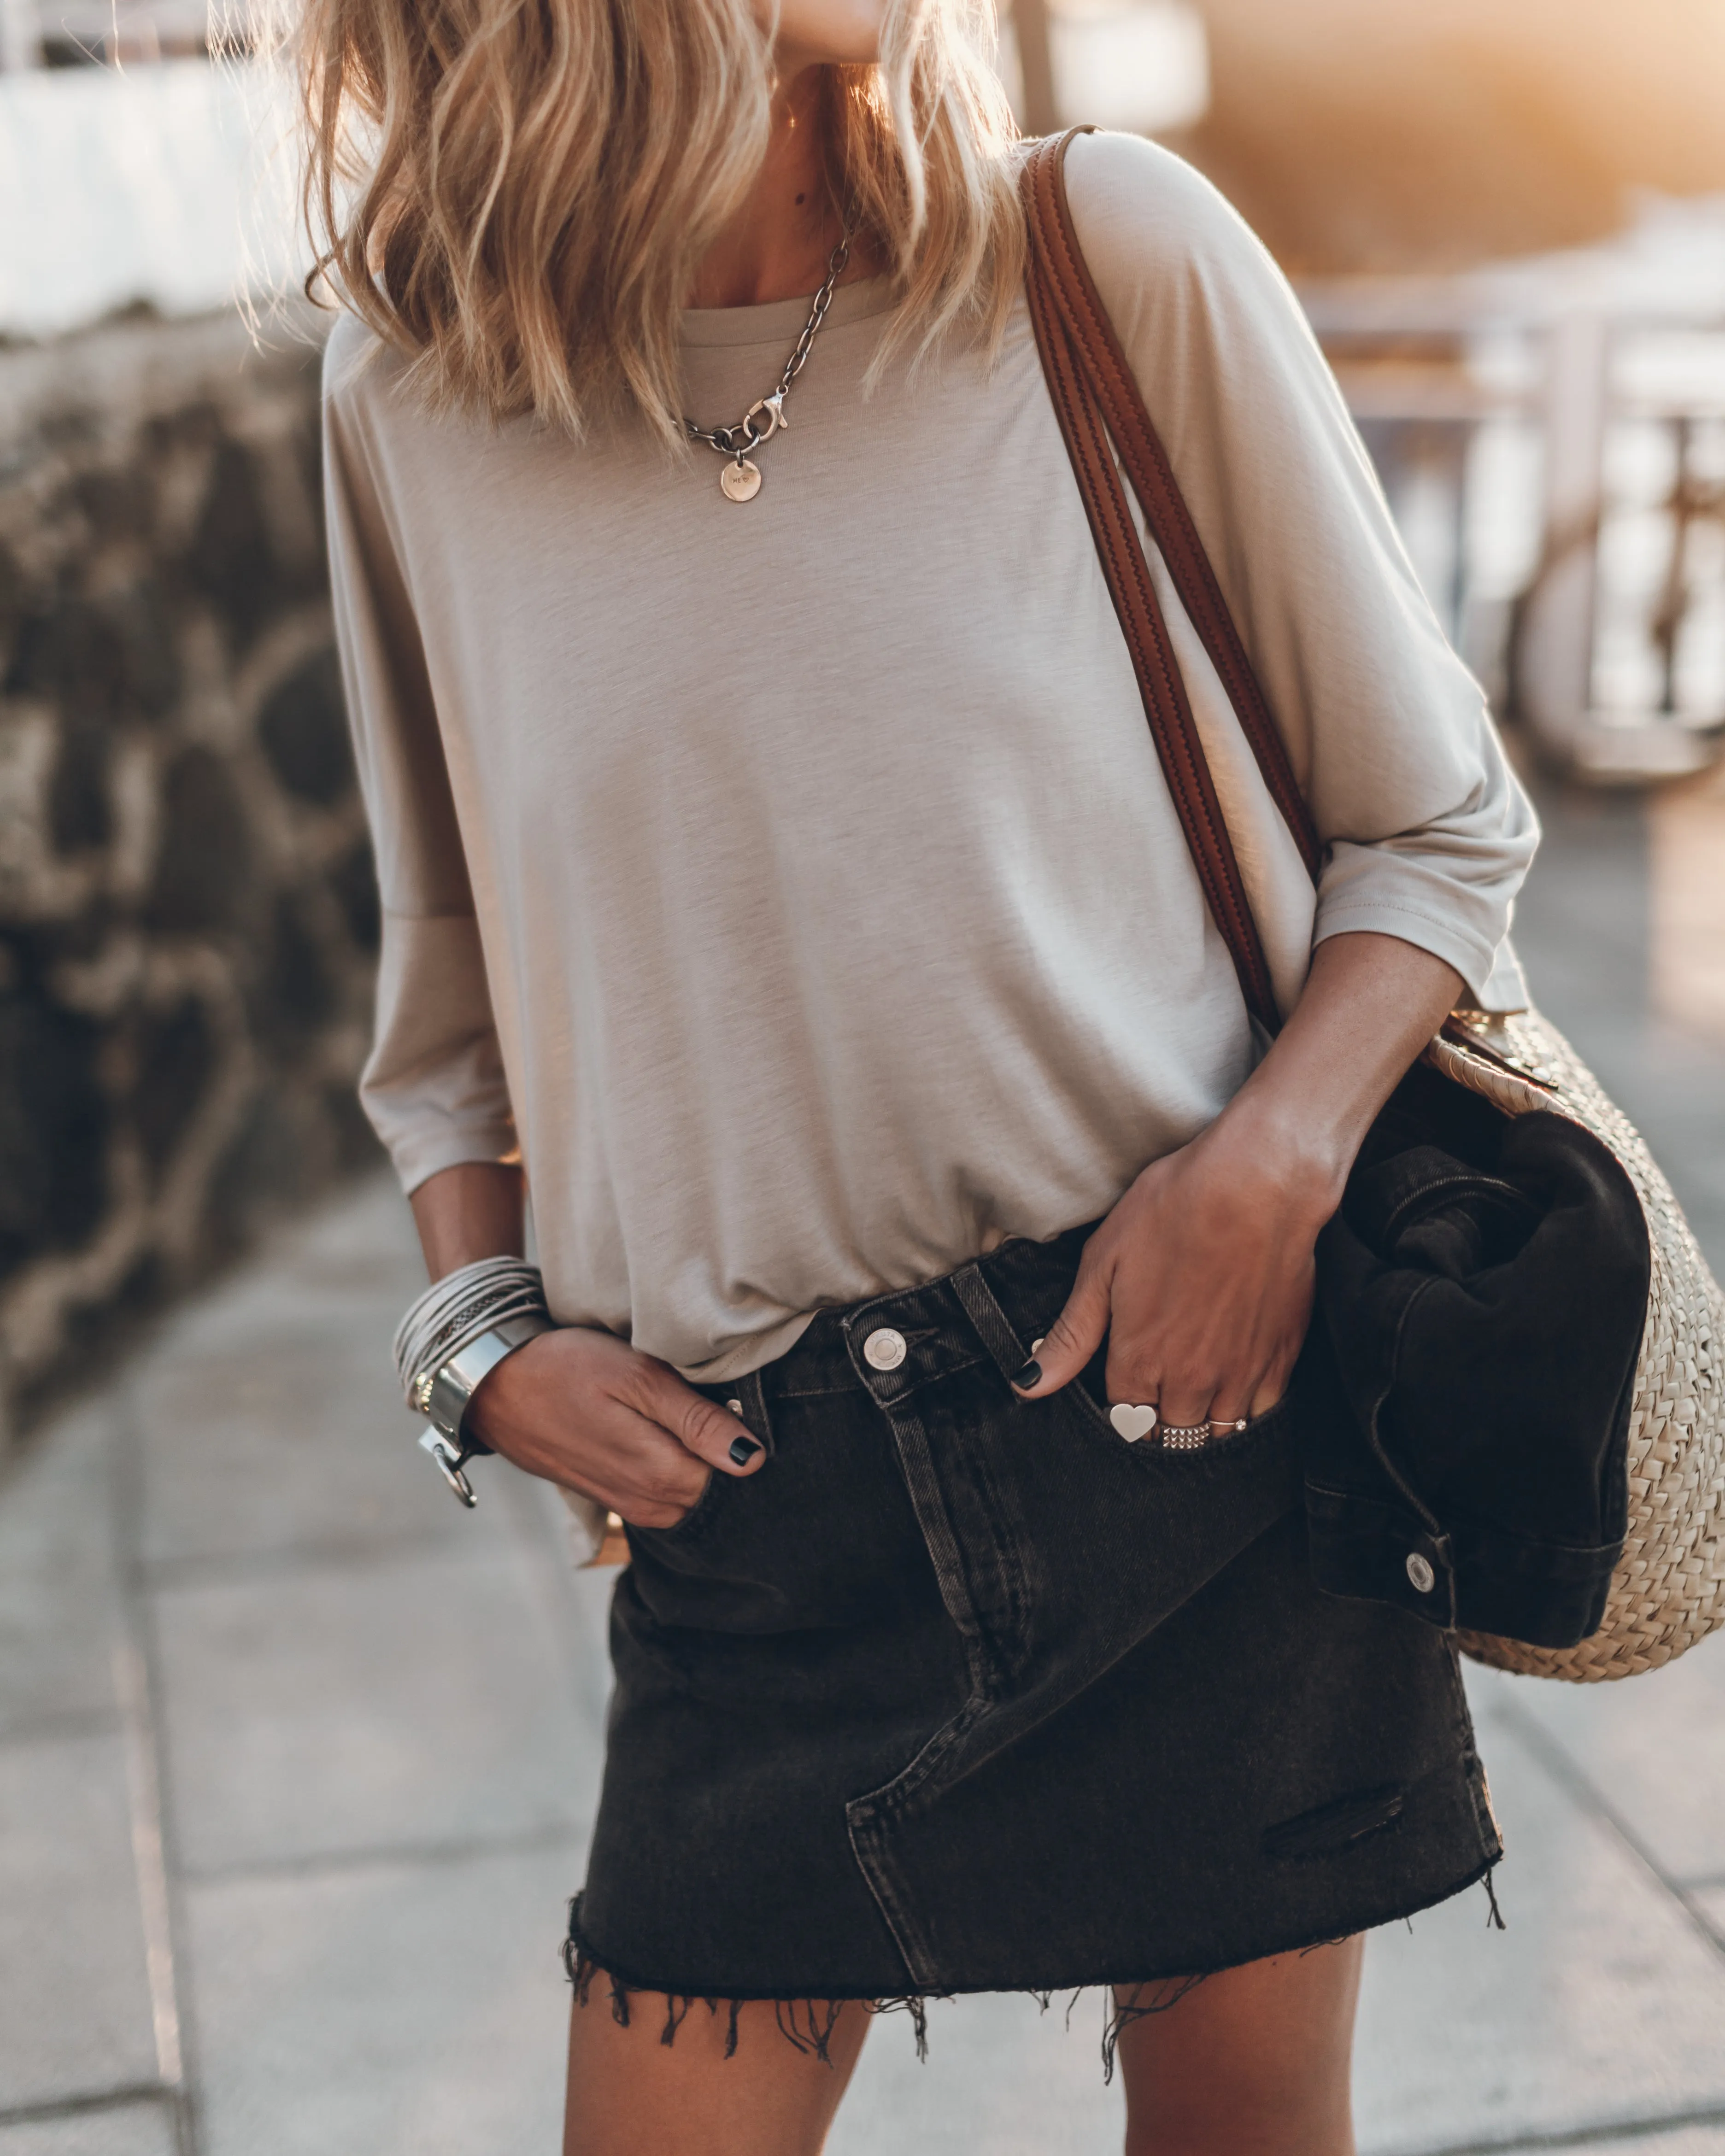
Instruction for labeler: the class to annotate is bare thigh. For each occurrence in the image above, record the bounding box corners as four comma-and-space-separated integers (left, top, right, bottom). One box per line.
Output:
1116, 1936, 1364, 2156
563, 1991, 870, 2156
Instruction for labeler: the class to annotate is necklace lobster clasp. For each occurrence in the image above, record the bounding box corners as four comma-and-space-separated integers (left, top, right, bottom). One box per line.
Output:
744, 392, 787, 445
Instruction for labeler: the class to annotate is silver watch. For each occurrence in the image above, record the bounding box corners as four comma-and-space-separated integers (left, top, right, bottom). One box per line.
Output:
415, 1312, 553, 1506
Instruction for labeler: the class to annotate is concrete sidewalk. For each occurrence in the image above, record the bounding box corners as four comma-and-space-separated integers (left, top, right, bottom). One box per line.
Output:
2, 775, 1723, 2156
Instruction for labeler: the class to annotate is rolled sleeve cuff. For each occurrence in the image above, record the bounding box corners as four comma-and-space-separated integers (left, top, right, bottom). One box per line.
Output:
1314, 898, 1517, 1012
387, 1123, 520, 1199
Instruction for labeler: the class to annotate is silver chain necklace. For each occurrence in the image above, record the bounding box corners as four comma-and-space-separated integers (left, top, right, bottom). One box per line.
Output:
684, 231, 851, 503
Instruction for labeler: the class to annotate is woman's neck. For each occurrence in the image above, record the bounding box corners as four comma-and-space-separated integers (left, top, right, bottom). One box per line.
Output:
686, 64, 858, 309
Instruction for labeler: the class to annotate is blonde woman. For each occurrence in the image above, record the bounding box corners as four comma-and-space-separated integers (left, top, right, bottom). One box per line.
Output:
307, 0, 1536, 2141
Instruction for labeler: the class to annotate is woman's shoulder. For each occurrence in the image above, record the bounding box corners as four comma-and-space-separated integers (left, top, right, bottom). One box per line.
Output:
1060, 129, 1293, 340
321, 306, 411, 422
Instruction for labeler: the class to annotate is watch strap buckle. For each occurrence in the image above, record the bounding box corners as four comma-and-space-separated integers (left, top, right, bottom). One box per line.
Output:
419, 1429, 480, 1507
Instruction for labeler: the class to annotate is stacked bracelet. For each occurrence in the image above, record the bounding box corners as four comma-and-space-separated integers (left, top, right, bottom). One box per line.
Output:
393, 1258, 553, 1507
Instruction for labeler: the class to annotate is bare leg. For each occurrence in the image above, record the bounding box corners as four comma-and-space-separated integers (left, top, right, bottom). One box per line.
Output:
563, 1991, 870, 2156
1115, 1936, 1364, 2156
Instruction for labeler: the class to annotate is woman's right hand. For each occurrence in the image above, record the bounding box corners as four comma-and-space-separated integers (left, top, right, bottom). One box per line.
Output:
406, 1164, 762, 1529
464, 1324, 766, 1528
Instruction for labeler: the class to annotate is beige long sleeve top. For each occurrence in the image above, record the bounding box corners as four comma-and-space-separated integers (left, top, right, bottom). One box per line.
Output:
324, 129, 1538, 1382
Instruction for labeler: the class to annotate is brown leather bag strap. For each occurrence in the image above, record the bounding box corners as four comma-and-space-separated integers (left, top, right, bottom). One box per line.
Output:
1022, 128, 1325, 889
1021, 135, 1280, 1032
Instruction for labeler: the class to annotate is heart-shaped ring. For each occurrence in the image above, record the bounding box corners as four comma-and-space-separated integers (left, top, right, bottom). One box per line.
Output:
1109, 1402, 1159, 1444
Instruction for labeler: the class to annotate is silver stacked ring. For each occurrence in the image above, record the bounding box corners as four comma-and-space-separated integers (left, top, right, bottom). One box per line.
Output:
1160, 1422, 1212, 1452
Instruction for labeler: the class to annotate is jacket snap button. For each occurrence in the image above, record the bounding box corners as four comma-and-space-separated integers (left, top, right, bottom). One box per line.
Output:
1406, 1552, 1436, 1594
863, 1327, 908, 1371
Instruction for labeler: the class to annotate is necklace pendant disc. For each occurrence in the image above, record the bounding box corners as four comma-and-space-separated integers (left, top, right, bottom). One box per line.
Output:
720, 458, 762, 503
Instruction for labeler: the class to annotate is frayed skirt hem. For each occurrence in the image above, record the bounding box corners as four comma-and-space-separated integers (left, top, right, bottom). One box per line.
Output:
563, 1855, 1502, 2081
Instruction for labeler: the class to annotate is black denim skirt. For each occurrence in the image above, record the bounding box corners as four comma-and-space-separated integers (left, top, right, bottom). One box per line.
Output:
569, 1226, 1500, 2029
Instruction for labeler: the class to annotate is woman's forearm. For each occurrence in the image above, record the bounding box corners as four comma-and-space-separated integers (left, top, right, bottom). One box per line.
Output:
409, 1160, 527, 1279
1218, 930, 1464, 1219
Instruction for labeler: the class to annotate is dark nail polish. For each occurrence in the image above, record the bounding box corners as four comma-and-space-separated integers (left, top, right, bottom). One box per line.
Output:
728, 1434, 762, 1465
1010, 1359, 1042, 1391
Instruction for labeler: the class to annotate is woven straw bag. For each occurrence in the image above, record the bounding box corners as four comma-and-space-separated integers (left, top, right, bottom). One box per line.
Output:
1025, 128, 1725, 1681
1426, 1014, 1725, 1677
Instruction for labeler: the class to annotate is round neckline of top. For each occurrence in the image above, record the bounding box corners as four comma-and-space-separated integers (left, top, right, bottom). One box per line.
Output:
679, 275, 897, 349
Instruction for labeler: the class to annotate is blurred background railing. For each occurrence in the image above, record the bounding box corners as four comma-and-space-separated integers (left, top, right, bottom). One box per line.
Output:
1304, 245, 1725, 783
3, 0, 1725, 1445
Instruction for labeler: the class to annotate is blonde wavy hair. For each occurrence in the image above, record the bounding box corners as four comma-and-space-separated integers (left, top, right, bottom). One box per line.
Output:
294, 0, 1025, 444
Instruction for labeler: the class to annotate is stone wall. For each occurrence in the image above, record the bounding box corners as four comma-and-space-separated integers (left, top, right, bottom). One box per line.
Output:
0, 305, 381, 1442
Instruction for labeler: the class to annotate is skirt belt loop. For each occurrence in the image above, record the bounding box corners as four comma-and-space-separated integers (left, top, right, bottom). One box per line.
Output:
949, 1262, 1030, 1383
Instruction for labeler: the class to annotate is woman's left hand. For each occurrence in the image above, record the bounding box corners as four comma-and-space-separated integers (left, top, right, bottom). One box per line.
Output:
1012, 1107, 1334, 1430
1010, 931, 1470, 1433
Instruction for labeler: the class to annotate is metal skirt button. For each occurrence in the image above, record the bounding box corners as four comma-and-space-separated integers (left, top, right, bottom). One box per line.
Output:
862, 1327, 908, 1372
1406, 1552, 1437, 1594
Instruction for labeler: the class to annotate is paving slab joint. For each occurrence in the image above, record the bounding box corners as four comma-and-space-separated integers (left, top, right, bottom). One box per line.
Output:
0, 2081, 177, 2132
1495, 1696, 1725, 1969
1406, 2097, 1725, 2156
